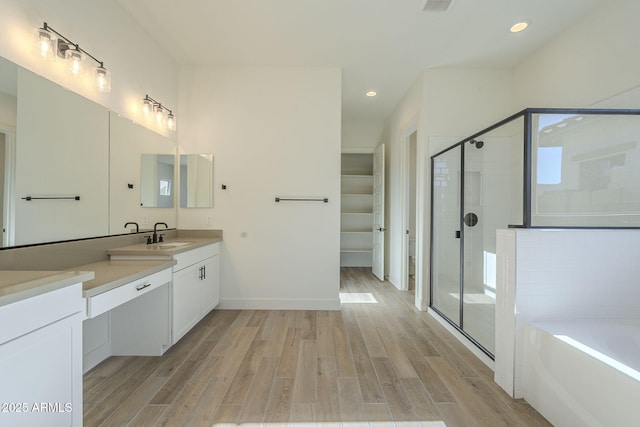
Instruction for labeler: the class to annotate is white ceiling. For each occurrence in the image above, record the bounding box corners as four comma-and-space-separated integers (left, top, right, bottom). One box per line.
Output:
118, 0, 603, 121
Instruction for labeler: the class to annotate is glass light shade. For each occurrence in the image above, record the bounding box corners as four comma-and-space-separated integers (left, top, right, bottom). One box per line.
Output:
167, 112, 176, 131
154, 104, 166, 124
142, 98, 153, 115
32, 27, 57, 61
65, 47, 85, 76
95, 66, 111, 93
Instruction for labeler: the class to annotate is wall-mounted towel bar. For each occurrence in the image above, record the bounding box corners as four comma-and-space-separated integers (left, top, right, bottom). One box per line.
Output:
22, 196, 81, 201
275, 197, 328, 203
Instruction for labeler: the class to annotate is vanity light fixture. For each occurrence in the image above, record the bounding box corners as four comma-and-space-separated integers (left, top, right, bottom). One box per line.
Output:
32, 22, 112, 92
142, 94, 176, 131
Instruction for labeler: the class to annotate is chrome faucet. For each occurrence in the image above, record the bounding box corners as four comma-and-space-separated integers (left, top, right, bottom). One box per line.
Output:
151, 222, 168, 244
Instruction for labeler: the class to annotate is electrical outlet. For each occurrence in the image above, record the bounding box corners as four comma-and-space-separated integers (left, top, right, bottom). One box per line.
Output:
207, 216, 212, 226
142, 215, 149, 225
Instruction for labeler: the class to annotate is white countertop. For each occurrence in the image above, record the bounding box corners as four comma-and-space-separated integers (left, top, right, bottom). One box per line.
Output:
107, 237, 222, 257
0, 270, 95, 307
76, 259, 176, 298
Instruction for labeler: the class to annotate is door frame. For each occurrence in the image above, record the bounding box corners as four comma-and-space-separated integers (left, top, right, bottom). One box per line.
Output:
0, 126, 15, 248
399, 120, 427, 309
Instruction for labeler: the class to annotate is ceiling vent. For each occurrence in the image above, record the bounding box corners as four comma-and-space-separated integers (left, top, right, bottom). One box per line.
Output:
421, 0, 453, 12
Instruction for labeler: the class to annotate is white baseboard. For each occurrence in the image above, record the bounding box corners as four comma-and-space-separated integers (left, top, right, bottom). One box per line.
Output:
218, 298, 341, 311
428, 308, 494, 371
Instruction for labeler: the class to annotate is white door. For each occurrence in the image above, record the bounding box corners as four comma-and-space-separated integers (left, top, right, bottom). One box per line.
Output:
372, 144, 385, 281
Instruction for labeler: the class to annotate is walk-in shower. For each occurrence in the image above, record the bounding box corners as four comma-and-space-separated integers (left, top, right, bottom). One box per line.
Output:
430, 108, 640, 358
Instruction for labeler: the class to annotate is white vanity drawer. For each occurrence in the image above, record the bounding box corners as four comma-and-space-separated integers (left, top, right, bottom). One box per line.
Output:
173, 243, 219, 272
87, 268, 172, 318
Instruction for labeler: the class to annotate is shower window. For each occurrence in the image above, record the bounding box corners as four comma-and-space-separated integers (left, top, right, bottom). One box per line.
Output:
531, 113, 640, 227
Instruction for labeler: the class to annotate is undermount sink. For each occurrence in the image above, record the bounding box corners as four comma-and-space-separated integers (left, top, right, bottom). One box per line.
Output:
158, 242, 191, 248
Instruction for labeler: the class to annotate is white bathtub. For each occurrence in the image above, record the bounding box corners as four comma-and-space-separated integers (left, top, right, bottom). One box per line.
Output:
523, 319, 640, 427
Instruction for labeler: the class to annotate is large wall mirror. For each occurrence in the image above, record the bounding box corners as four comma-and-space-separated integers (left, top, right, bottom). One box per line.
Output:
0, 56, 17, 248
0, 55, 177, 248
141, 154, 175, 209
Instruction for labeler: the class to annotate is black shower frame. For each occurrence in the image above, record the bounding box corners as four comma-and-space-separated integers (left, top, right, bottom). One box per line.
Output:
429, 107, 640, 360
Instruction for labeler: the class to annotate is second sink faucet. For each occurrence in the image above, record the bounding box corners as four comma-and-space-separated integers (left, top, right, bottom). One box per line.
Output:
124, 221, 139, 233
151, 222, 169, 244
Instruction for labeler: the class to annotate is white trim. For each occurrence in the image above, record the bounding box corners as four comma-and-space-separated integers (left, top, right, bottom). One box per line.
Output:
414, 130, 428, 311
428, 307, 495, 370
218, 298, 341, 311
399, 122, 418, 292
0, 127, 15, 247
341, 146, 375, 154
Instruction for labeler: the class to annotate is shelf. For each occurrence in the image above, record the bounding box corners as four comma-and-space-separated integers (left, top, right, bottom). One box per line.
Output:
341, 176, 373, 193
341, 153, 374, 267
341, 153, 374, 175
341, 194, 373, 213
340, 251, 372, 267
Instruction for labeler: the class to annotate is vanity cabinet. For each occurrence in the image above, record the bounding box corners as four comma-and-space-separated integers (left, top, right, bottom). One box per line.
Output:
172, 243, 220, 344
0, 283, 84, 427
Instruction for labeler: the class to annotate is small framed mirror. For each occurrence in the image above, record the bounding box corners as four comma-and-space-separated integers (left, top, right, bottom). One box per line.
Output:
180, 154, 213, 208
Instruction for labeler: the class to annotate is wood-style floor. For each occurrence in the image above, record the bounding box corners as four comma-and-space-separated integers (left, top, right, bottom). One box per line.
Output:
83, 267, 551, 427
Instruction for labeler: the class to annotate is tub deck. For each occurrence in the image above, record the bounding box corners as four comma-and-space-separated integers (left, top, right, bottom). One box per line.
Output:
523, 318, 640, 427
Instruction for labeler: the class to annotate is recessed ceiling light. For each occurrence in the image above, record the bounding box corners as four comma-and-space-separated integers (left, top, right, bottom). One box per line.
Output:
510, 21, 528, 33
366, 90, 377, 97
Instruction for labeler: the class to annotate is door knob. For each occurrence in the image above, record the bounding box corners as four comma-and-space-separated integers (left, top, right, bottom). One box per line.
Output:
463, 212, 478, 227
377, 227, 386, 232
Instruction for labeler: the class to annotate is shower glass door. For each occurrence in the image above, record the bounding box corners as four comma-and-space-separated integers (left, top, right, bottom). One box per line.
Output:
431, 117, 524, 358
461, 139, 496, 353
431, 147, 461, 325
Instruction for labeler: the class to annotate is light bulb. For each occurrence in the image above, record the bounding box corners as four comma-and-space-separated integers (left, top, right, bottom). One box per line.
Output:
65, 47, 85, 76
96, 66, 111, 93
155, 105, 165, 124
167, 112, 176, 131
33, 27, 56, 61
142, 98, 153, 115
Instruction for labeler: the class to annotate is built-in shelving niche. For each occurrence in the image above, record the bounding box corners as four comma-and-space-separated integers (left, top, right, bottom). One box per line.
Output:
340, 153, 374, 267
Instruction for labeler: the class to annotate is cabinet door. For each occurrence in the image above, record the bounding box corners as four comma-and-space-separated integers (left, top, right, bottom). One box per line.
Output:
200, 255, 220, 315
0, 313, 82, 427
172, 264, 201, 344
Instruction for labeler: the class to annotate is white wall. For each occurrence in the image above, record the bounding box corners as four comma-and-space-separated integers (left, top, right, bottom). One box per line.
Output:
342, 118, 384, 153
383, 73, 424, 293
0, 0, 178, 138
514, 0, 640, 109
383, 68, 513, 310
0, 91, 16, 130
178, 65, 342, 310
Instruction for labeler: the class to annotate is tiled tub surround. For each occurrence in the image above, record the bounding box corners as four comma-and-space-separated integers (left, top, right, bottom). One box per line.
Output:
495, 229, 640, 423
523, 319, 640, 427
